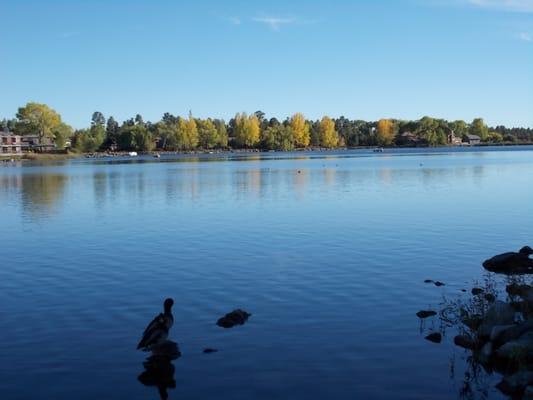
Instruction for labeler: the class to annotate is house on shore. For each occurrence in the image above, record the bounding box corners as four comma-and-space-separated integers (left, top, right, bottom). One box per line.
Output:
447, 130, 464, 145
1, 133, 23, 156
465, 134, 481, 145
21, 135, 56, 152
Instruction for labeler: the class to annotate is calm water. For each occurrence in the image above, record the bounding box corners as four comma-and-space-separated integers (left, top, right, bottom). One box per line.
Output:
1, 147, 532, 400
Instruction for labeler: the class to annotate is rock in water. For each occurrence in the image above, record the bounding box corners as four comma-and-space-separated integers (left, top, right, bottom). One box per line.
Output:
203, 348, 218, 354
477, 301, 516, 338
434, 281, 445, 287
471, 288, 484, 295
483, 246, 533, 274
425, 332, 442, 343
454, 335, 477, 350
217, 309, 251, 328
150, 340, 181, 359
416, 310, 437, 319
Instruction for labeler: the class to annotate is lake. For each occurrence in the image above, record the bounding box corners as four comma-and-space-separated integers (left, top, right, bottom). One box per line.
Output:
1, 147, 532, 400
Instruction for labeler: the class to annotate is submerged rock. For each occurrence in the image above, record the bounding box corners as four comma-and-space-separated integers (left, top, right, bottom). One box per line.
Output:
454, 334, 477, 350
434, 281, 445, 287
484, 293, 496, 303
496, 371, 533, 396
483, 246, 533, 274
472, 288, 484, 296
217, 309, 251, 328
425, 332, 442, 343
416, 310, 437, 319
496, 331, 533, 363
150, 340, 181, 360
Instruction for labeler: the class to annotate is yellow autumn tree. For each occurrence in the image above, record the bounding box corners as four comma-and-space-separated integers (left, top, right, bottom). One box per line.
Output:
290, 113, 310, 148
319, 116, 338, 148
177, 112, 198, 149
376, 119, 395, 146
234, 113, 260, 148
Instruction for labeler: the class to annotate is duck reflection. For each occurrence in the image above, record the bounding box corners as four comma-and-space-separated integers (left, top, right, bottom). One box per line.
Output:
138, 352, 180, 400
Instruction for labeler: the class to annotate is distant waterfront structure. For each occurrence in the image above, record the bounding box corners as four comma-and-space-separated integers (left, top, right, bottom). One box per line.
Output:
0, 132, 23, 155
465, 134, 481, 145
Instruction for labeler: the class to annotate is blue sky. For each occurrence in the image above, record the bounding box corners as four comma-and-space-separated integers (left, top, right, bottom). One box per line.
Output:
1, 0, 532, 128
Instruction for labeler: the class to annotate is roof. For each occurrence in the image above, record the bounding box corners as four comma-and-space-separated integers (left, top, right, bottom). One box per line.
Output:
466, 134, 481, 140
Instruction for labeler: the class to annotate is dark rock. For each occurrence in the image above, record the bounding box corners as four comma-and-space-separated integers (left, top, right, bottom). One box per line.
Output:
434, 281, 445, 287
507, 283, 532, 297
524, 386, 533, 400
462, 315, 483, 331
472, 287, 484, 296
496, 371, 533, 396
491, 320, 533, 348
217, 309, 251, 328
203, 348, 218, 354
454, 334, 477, 350
461, 289, 467, 292
477, 301, 516, 338
478, 342, 493, 365
484, 293, 496, 302
496, 331, 533, 363
416, 310, 437, 319
483, 247, 533, 274
424, 279, 433, 283
425, 332, 442, 343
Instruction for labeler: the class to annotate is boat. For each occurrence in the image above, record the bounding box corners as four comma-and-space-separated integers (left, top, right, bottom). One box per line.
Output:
153, 153, 161, 158
373, 147, 384, 153
128, 151, 138, 157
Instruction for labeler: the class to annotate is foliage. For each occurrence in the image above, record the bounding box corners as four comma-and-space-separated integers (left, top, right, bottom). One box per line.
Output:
261, 125, 295, 151
376, 119, 396, 146
290, 113, 310, 148
470, 118, 489, 141
234, 113, 260, 148
52, 122, 73, 149
197, 118, 219, 149
16, 102, 61, 140
319, 116, 338, 148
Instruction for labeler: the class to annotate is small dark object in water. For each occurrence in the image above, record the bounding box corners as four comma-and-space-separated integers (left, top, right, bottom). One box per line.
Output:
203, 348, 218, 354
424, 279, 433, 283
425, 332, 442, 343
297, 170, 301, 174
482, 246, 533, 274
472, 288, 484, 296
416, 310, 437, 319
434, 281, 445, 287
461, 289, 467, 292
217, 309, 251, 328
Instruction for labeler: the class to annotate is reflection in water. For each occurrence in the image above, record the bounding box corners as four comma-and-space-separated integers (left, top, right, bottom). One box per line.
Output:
21, 174, 68, 219
138, 355, 178, 400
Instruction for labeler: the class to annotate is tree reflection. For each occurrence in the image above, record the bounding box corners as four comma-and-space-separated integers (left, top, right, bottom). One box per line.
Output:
21, 173, 67, 219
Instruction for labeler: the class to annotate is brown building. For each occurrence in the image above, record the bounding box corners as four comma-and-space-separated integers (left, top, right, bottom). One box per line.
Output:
0, 133, 23, 155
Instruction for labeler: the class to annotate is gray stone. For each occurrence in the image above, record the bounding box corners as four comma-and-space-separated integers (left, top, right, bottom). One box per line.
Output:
496, 331, 533, 362
477, 301, 516, 338
496, 371, 533, 395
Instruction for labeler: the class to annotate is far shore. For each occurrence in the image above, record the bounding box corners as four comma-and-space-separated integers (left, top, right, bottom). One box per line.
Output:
2, 142, 533, 163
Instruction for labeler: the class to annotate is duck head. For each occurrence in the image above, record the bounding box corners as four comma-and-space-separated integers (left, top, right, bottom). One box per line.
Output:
164, 298, 174, 313
519, 246, 533, 256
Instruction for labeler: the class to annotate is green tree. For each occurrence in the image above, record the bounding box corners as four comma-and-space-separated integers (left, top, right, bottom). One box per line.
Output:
319, 116, 338, 148
214, 119, 228, 147
16, 102, 61, 141
197, 118, 218, 149
91, 111, 105, 127
261, 125, 294, 151
470, 118, 489, 141
52, 122, 73, 149
290, 113, 310, 148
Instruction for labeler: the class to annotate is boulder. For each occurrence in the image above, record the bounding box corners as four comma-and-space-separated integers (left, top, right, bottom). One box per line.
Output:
491, 320, 533, 348
478, 342, 493, 364
477, 301, 516, 338
217, 309, 251, 328
496, 331, 533, 363
496, 371, 533, 396
454, 334, 477, 350
483, 246, 533, 274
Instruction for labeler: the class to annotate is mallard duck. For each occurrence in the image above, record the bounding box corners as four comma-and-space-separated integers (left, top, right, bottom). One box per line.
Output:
137, 298, 174, 351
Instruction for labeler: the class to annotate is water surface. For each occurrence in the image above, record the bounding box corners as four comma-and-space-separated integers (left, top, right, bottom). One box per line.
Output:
1, 147, 532, 399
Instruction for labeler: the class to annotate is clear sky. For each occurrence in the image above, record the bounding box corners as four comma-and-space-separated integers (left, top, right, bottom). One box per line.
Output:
1, 0, 532, 128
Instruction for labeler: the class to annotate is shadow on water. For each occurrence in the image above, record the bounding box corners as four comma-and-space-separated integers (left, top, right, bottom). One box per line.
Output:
138, 355, 179, 400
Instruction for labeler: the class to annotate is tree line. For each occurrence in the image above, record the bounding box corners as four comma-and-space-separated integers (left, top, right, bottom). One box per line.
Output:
1, 102, 532, 152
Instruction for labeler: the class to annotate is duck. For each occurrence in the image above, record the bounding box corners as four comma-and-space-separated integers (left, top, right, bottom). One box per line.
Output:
137, 298, 174, 351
